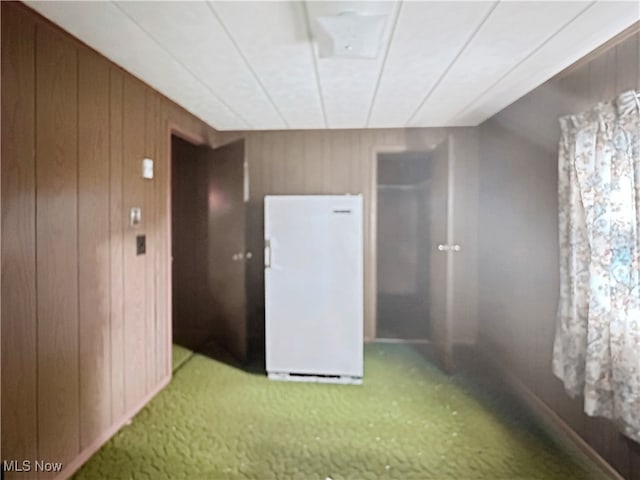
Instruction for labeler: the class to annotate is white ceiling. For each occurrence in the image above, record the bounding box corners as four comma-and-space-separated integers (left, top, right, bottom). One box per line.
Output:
26, 1, 640, 131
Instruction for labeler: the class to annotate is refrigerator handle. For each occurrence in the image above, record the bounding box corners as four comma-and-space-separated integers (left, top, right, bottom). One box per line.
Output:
265, 238, 272, 269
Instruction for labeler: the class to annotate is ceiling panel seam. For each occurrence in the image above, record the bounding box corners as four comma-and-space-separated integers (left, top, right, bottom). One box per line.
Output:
449, 1, 597, 125
404, 0, 500, 127
205, 1, 291, 129
365, 0, 404, 128
302, 0, 329, 129
112, 1, 252, 129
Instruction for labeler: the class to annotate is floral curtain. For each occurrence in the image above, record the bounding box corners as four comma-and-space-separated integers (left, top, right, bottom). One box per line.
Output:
553, 90, 640, 443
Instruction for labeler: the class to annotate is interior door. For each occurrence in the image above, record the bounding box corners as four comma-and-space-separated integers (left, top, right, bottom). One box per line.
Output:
429, 136, 454, 372
201, 140, 248, 362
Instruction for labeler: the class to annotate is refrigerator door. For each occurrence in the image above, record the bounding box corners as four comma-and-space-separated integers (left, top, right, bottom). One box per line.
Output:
265, 195, 363, 379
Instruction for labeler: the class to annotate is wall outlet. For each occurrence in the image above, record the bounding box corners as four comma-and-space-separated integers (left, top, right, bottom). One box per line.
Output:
136, 235, 146, 255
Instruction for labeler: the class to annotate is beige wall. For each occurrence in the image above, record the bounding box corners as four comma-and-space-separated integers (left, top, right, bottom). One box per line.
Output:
477, 29, 640, 479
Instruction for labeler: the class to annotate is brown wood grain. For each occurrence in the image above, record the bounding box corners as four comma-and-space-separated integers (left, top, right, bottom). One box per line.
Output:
123, 77, 148, 411
205, 140, 248, 361
155, 101, 169, 383
109, 67, 126, 421
615, 34, 638, 93
286, 133, 305, 193
589, 48, 617, 102
476, 31, 640, 480
78, 48, 112, 450
1, 3, 38, 476
35, 20, 80, 474
302, 131, 323, 193
144, 89, 157, 392
2, 3, 223, 477
241, 128, 450, 341
329, 132, 347, 193
271, 132, 287, 194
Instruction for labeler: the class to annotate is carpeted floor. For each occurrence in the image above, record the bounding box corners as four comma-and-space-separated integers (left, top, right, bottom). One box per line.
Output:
73, 344, 605, 480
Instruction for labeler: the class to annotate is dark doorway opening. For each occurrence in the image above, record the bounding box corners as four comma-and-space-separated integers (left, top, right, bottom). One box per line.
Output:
376, 151, 432, 341
171, 134, 249, 367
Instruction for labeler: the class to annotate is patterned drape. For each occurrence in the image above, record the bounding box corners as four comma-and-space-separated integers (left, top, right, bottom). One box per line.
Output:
553, 90, 640, 443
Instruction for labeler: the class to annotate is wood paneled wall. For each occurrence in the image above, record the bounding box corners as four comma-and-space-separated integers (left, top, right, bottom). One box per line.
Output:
0, 3, 220, 479
243, 129, 407, 343
221, 127, 478, 346
477, 30, 640, 479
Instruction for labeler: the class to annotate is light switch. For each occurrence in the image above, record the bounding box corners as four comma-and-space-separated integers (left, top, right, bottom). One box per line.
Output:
142, 158, 154, 179
130, 207, 142, 226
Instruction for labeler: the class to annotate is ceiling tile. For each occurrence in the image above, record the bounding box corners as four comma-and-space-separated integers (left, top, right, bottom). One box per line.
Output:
306, 1, 400, 129
22, 0, 640, 130
451, 1, 640, 125
368, 1, 494, 128
211, 0, 325, 129
25, 0, 248, 130
115, 1, 287, 130
409, 1, 592, 127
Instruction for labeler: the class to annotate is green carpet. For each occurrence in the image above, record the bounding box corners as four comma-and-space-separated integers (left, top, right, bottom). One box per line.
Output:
172, 343, 195, 372
73, 344, 605, 480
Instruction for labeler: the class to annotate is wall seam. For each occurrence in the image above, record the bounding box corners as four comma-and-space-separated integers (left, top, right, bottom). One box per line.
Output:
33, 15, 40, 469
76, 42, 82, 453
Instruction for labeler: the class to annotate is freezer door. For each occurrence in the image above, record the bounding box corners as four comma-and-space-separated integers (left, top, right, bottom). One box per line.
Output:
265, 195, 363, 378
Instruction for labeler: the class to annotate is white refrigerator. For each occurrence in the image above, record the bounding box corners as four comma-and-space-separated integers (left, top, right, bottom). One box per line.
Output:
264, 195, 364, 383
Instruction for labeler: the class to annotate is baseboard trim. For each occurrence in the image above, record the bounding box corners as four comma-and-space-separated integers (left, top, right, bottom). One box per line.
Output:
477, 350, 624, 480
54, 374, 172, 480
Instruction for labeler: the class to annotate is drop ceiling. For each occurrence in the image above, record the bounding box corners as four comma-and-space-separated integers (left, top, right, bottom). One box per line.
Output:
25, 1, 640, 131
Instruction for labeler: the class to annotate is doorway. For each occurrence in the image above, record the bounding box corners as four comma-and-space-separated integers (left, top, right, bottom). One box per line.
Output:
375, 138, 454, 371
376, 151, 432, 341
170, 134, 248, 363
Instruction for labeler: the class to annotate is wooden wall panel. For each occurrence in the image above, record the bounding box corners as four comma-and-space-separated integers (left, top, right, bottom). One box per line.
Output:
477, 31, 640, 480
122, 77, 148, 411
144, 90, 158, 392
1, 3, 38, 474
589, 48, 617, 102
233, 128, 477, 344
2, 3, 222, 478
303, 131, 324, 193
35, 21, 80, 473
616, 33, 639, 93
155, 100, 169, 383
78, 48, 112, 449
109, 67, 126, 421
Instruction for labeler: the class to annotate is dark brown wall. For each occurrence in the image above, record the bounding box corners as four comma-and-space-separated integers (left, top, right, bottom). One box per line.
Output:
477, 30, 640, 479
0, 3, 220, 479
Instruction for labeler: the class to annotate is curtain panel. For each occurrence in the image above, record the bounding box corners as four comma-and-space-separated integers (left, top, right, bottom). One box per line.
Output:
553, 90, 640, 443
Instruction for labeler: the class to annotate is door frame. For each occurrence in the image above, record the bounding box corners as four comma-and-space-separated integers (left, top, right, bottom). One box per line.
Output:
370, 139, 455, 347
